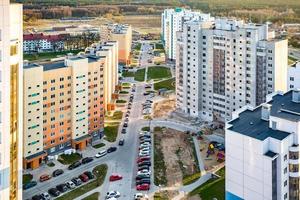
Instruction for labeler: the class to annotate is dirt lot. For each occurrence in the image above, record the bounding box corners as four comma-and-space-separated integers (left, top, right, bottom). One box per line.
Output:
198, 138, 224, 172
25, 15, 160, 34
155, 128, 198, 187
153, 98, 176, 118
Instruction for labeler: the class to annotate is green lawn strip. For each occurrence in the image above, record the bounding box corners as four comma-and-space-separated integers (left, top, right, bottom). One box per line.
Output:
155, 43, 164, 49
23, 174, 33, 185
106, 111, 123, 120
58, 153, 82, 165
154, 78, 175, 91
288, 56, 298, 65
141, 126, 150, 131
134, 43, 141, 51
116, 99, 127, 103
122, 82, 131, 87
154, 191, 169, 200
147, 67, 171, 80
56, 165, 107, 200
183, 172, 202, 185
82, 192, 100, 200
92, 143, 105, 149
24, 49, 84, 61
154, 129, 168, 186
122, 71, 135, 77
47, 162, 55, 167
189, 167, 225, 200
119, 90, 129, 94
104, 124, 119, 142
134, 68, 146, 82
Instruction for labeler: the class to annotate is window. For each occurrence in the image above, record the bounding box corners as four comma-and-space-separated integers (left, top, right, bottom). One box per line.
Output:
284, 154, 287, 161
272, 121, 277, 130
290, 77, 294, 81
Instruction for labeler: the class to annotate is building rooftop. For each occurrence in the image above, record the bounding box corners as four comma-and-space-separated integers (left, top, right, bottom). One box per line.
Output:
228, 90, 300, 141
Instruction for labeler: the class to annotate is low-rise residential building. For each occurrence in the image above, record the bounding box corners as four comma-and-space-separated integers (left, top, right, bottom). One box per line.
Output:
226, 89, 300, 200
176, 18, 288, 122
288, 62, 300, 90
23, 33, 65, 52
23, 42, 118, 169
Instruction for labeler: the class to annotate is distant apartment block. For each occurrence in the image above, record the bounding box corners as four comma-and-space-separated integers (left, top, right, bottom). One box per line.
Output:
288, 62, 300, 90
23, 43, 119, 169
102, 24, 132, 65
176, 18, 288, 122
23, 33, 64, 52
226, 90, 300, 200
0, 1, 23, 199
161, 8, 213, 60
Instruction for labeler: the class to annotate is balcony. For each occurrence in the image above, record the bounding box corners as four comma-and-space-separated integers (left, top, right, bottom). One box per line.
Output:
290, 171, 300, 178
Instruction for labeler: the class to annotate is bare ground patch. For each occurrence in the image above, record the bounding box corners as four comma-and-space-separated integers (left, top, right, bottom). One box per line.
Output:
153, 98, 175, 118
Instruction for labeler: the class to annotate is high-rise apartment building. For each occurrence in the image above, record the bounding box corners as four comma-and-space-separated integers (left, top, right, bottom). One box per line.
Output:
0, 1, 23, 199
226, 90, 300, 200
288, 62, 300, 91
101, 24, 132, 65
161, 8, 213, 60
23, 42, 118, 169
176, 18, 288, 122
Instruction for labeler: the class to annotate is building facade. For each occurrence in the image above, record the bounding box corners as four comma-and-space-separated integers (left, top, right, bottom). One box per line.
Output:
161, 8, 213, 60
226, 90, 300, 200
0, 1, 23, 199
288, 62, 300, 91
23, 33, 64, 52
176, 18, 288, 122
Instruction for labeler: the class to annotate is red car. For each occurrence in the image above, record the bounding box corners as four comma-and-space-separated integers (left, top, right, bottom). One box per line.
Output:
79, 174, 89, 182
109, 174, 123, 182
136, 183, 150, 191
137, 157, 150, 163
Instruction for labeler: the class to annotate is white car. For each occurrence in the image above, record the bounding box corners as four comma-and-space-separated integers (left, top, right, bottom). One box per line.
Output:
134, 193, 149, 200
140, 143, 151, 148
66, 181, 76, 189
139, 131, 150, 136
40, 192, 51, 200
139, 146, 151, 151
138, 169, 151, 175
106, 191, 121, 199
95, 150, 107, 158
139, 151, 150, 157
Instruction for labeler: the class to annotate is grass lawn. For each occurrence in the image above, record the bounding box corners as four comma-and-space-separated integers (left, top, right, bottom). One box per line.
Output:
116, 99, 127, 103
56, 165, 107, 200
58, 153, 82, 165
147, 67, 171, 80
119, 90, 129, 94
134, 43, 141, 51
189, 167, 225, 200
288, 56, 298, 65
134, 68, 146, 82
154, 78, 175, 91
122, 71, 135, 77
23, 174, 33, 185
47, 162, 55, 167
104, 124, 119, 142
122, 82, 131, 87
82, 192, 100, 200
141, 126, 150, 131
155, 43, 164, 49
93, 143, 105, 149
24, 49, 84, 61
106, 111, 123, 120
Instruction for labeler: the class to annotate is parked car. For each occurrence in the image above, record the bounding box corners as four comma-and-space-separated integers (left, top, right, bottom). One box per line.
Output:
107, 147, 117, 153
84, 171, 95, 179
68, 161, 81, 170
48, 188, 60, 197
137, 171, 151, 176
23, 181, 37, 190
139, 146, 151, 151
138, 169, 151, 174
134, 193, 149, 200
109, 174, 123, 182
31, 195, 42, 200
79, 174, 89, 182
136, 179, 151, 185
136, 174, 150, 180
123, 122, 128, 127
65, 181, 76, 189
82, 157, 94, 164
139, 135, 151, 139
106, 191, 121, 199
118, 139, 125, 146
40, 192, 51, 200
52, 169, 64, 177
138, 165, 150, 171
71, 177, 82, 186
137, 156, 150, 162
39, 174, 51, 182
138, 160, 151, 166
95, 150, 107, 158
136, 183, 150, 191
56, 183, 68, 193
139, 151, 150, 157
121, 128, 126, 134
